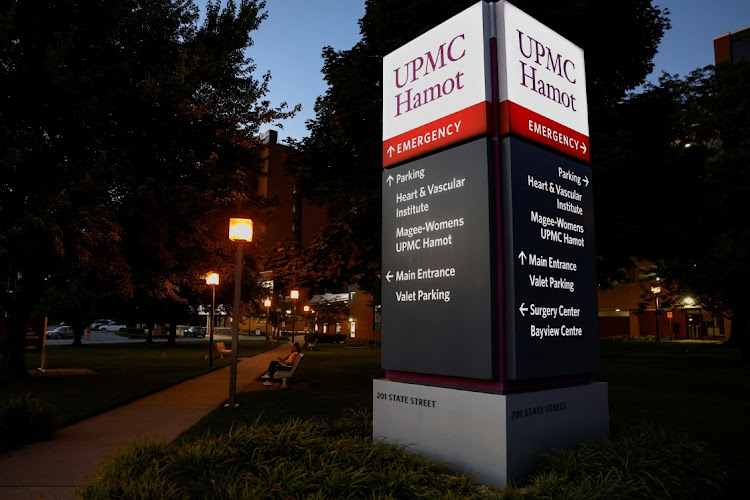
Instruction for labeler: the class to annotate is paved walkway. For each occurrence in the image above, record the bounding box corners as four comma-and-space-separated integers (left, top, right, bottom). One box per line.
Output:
0, 343, 296, 500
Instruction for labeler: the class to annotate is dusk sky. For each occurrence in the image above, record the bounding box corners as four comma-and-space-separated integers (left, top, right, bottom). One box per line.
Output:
204, 0, 750, 143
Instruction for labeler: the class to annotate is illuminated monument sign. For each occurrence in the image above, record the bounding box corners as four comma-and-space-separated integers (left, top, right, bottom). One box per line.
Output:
375, 1, 608, 488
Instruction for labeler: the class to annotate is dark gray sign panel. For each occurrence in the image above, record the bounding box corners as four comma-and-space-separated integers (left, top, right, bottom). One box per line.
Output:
503, 138, 599, 380
382, 138, 496, 379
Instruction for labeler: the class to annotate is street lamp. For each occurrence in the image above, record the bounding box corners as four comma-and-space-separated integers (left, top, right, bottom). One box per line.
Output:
205, 272, 219, 369
264, 299, 271, 347
227, 217, 253, 408
651, 286, 661, 342
290, 290, 299, 343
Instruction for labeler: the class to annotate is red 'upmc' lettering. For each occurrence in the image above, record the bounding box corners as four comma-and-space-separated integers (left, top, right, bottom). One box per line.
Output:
516, 30, 576, 84
393, 34, 466, 88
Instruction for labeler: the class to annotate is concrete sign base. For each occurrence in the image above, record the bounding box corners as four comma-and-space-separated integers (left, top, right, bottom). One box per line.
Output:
373, 379, 609, 488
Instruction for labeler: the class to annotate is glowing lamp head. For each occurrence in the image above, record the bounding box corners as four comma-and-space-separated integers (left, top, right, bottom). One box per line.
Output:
303, 305, 310, 312
684, 297, 694, 306
229, 218, 253, 241
205, 273, 219, 286
264, 299, 272, 308
290, 290, 299, 300
651, 286, 661, 294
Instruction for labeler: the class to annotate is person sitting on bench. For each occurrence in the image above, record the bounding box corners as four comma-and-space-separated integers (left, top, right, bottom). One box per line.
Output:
261, 342, 301, 379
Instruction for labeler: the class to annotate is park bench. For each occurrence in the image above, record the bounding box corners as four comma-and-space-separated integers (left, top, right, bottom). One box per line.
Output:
263, 353, 305, 389
344, 337, 369, 349
213, 342, 232, 359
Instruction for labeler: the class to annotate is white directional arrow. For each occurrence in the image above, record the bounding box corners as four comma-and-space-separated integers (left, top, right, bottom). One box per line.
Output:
386, 175, 394, 186
385, 271, 393, 282
583, 175, 589, 187
519, 303, 529, 316
387, 145, 395, 158
581, 142, 588, 154
518, 251, 527, 265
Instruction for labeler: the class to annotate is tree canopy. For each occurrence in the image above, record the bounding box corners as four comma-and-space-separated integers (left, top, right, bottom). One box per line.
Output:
598, 62, 750, 358
0, 0, 297, 376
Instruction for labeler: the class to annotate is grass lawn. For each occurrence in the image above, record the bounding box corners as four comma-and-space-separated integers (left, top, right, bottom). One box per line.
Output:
181, 344, 384, 439
597, 340, 750, 497
1, 339, 278, 426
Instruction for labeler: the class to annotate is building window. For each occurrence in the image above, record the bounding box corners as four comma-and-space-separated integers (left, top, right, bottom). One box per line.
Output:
291, 221, 297, 233
348, 284, 356, 302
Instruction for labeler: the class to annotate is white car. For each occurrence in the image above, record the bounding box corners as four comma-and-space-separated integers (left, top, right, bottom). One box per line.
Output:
89, 319, 113, 329
99, 323, 126, 332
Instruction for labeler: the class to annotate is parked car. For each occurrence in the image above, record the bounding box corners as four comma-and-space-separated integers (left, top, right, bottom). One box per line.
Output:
184, 326, 206, 338
99, 323, 126, 332
46, 326, 75, 339
89, 319, 113, 329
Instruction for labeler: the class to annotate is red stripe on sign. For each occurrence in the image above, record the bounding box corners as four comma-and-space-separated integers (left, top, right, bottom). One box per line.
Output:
498, 100, 510, 136
382, 101, 492, 168
505, 101, 591, 163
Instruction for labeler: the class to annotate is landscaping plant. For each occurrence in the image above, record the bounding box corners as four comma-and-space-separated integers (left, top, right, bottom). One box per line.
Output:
77, 410, 728, 499
0, 393, 61, 452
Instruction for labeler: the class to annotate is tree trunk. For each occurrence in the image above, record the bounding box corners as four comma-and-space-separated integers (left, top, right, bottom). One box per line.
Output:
145, 322, 154, 343
1, 321, 30, 380
167, 322, 177, 346
72, 324, 84, 346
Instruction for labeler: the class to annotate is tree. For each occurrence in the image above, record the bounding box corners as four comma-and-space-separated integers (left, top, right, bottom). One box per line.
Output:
645, 63, 750, 359
291, 0, 669, 299
0, 0, 297, 378
592, 68, 715, 285
592, 58, 750, 359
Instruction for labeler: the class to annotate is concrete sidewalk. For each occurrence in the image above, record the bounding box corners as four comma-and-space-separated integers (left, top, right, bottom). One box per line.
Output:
0, 342, 296, 500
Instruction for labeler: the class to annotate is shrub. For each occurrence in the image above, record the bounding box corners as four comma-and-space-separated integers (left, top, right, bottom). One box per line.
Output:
77, 412, 729, 499
77, 409, 497, 499
0, 394, 61, 452
307, 333, 346, 344
114, 328, 168, 339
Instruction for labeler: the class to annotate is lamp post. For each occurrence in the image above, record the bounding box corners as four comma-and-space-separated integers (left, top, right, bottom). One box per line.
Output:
303, 305, 310, 335
205, 272, 219, 369
227, 217, 253, 408
264, 299, 271, 348
290, 290, 299, 343
651, 286, 661, 342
